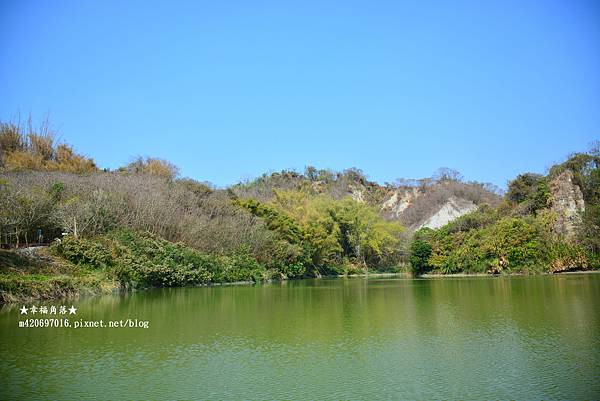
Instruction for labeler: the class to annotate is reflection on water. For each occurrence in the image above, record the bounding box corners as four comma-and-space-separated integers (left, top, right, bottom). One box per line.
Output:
1, 274, 599, 400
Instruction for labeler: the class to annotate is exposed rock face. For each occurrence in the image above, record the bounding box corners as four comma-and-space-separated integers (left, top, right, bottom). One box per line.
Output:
380, 188, 420, 217
351, 188, 365, 203
550, 170, 585, 239
419, 196, 477, 229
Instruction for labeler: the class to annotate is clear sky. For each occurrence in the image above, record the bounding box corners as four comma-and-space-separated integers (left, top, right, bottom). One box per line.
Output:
1, 0, 599, 188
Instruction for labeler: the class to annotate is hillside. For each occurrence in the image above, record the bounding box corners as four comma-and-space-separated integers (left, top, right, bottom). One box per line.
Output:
0, 119, 598, 302
232, 167, 501, 230
410, 147, 600, 275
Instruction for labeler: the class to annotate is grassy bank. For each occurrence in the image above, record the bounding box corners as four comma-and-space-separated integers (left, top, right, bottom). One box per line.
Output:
0, 247, 116, 303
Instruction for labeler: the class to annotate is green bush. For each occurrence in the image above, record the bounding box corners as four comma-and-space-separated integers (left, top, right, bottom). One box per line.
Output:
122, 261, 212, 287
421, 209, 597, 274
507, 173, 550, 215
52, 236, 113, 268
278, 262, 306, 278
53, 230, 269, 288
212, 251, 264, 283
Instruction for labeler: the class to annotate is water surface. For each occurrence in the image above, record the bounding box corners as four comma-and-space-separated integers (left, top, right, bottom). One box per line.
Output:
1, 274, 599, 400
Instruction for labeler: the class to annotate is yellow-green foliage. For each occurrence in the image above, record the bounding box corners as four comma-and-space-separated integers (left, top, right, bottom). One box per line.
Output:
327, 196, 404, 266
271, 190, 343, 267
238, 190, 405, 273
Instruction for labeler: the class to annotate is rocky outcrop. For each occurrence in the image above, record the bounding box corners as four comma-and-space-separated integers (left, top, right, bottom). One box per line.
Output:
351, 188, 365, 203
419, 196, 477, 229
380, 188, 420, 217
550, 170, 585, 239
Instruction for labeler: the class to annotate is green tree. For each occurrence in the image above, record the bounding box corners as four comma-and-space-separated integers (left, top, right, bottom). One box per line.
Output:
409, 239, 432, 275
507, 173, 549, 214
330, 197, 403, 268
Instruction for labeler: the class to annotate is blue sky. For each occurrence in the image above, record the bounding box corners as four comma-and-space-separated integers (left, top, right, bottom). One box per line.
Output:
1, 0, 599, 188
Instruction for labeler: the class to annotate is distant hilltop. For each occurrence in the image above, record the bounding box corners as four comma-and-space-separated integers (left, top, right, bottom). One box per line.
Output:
0, 118, 501, 232
231, 167, 501, 231
1, 118, 593, 237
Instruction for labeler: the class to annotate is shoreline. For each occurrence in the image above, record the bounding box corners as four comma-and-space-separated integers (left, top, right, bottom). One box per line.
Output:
420, 270, 600, 278
2, 268, 598, 305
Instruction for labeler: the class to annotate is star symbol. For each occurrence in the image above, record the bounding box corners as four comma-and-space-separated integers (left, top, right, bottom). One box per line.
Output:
68, 305, 77, 314
20, 306, 28, 315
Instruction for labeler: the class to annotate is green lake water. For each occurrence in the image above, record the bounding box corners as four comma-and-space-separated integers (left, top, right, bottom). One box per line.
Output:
1, 274, 599, 400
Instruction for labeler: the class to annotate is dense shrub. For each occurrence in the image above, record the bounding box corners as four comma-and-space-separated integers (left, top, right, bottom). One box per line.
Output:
406, 145, 600, 275
53, 235, 113, 267
410, 240, 432, 275
52, 231, 270, 288
416, 209, 596, 274
507, 173, 550, 215
409, 228, 434, 275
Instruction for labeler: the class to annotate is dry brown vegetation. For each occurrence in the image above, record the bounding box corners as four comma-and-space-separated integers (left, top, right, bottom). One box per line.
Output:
0, 118, 96, 174
397, 180, 501, 228
0, 171, 285, 265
